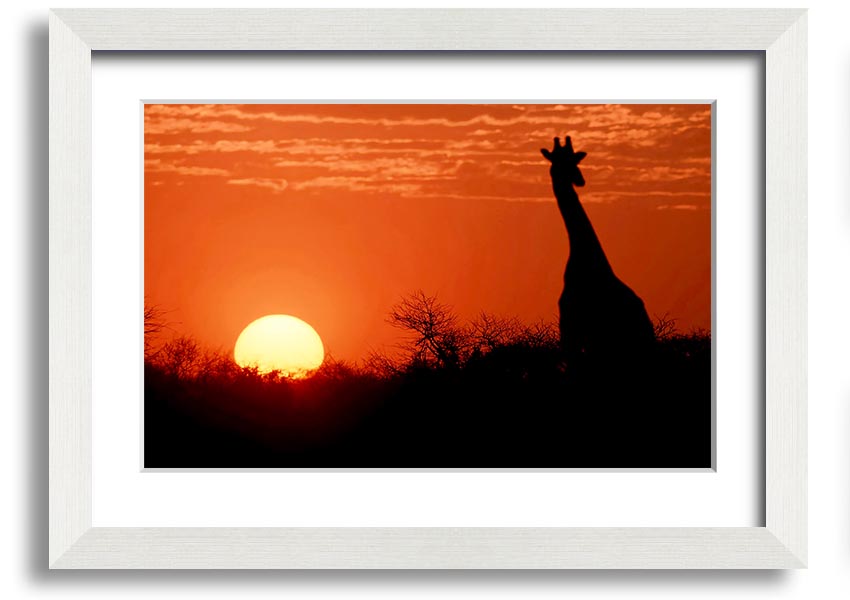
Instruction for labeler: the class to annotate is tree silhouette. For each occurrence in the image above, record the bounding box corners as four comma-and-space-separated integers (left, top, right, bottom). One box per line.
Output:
387, 291, 471, 370
470, 312, 523, 352
156, 335, 202, 380
653, 312, 678, 341
144, 301, 169, 359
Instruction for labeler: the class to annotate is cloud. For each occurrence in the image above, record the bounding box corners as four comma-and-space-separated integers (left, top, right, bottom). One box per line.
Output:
499, 160, 543, 167
469, 129, 501, 136
147, 139, 537, 163
144, 117, 252, 135
656, 204, 702, 211
580, 190, 710, 205
290, 176, 423, 196
227, 178, 289, 194
635, 166, 709, 182
143, 104, 711, 206
145, 140, 282, 155
145, 103, 708, 133
274, 156, 469, 183
144, 159, 229, 176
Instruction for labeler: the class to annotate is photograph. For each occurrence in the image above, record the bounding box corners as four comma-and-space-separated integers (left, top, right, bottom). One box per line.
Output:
143, 102, 712, 468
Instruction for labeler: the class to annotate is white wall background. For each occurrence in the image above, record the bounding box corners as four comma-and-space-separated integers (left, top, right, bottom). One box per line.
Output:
2, 0, 846, 597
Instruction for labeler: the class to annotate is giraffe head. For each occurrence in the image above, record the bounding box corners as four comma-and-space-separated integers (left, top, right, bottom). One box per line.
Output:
541, 136, 587, 188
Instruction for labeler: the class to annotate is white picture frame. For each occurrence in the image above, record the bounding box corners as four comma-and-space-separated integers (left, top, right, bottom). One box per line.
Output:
48, 8, 807, 569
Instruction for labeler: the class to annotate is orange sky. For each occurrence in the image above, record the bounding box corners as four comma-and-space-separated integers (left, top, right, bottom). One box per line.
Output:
144, 103, 711, 363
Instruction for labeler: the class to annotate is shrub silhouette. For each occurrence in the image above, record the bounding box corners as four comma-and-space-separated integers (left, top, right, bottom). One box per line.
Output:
144, 300, 170, 359
144, 292, 710, 468
386, 290, 471, 370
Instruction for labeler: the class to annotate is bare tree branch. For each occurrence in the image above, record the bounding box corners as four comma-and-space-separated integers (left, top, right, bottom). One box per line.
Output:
386, 290, 471, 369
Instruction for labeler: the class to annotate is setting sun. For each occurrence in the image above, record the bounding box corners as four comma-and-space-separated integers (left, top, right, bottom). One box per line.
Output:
234, 315, 325, 378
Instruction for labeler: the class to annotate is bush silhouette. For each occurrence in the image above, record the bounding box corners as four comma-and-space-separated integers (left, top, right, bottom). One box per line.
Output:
144, 292, 710, 468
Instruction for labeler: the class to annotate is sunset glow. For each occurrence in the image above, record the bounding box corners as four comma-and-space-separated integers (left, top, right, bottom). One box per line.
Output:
234, 315, 325, 377
144, 103, 711, 363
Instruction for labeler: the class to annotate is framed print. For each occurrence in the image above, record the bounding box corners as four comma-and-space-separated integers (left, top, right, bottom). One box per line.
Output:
49, 9, 807, 568
142, 101, 712, 470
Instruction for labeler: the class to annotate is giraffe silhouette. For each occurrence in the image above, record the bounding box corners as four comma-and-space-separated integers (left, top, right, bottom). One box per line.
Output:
542, 136, 655, 375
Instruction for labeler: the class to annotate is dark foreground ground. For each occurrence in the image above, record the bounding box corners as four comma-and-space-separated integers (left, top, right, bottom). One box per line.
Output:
144, 328, 711, 469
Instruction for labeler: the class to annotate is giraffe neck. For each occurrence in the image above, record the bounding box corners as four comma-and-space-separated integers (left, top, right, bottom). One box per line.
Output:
555, 183, 613, 274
